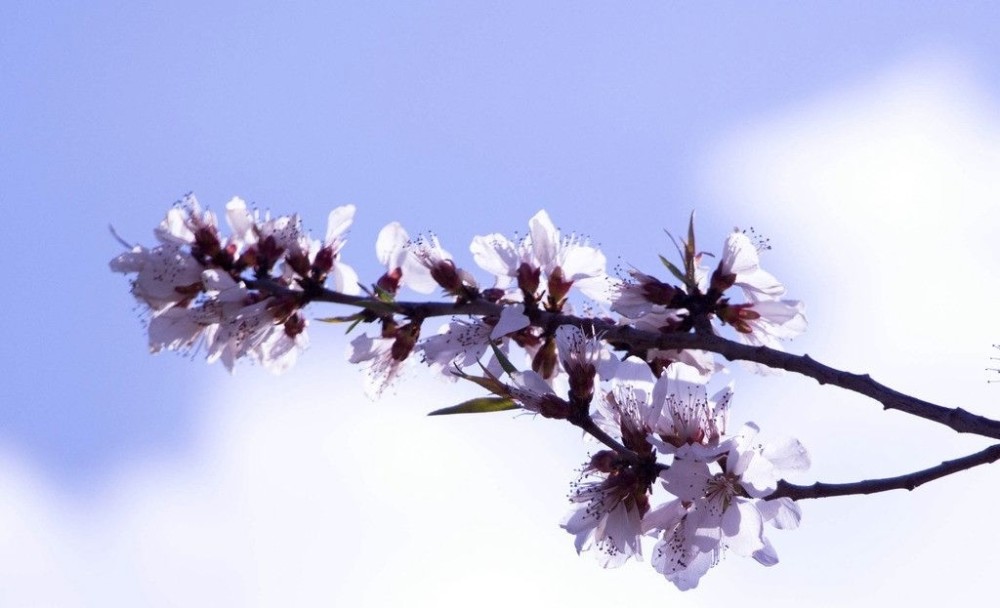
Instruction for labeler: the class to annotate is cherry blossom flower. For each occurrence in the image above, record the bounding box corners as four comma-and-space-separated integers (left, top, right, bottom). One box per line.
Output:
349, 333, 404, 398
154, 193, 219, 247
402, 233, 477, 296
349, 322, 420, 398
319, 205, 360, 295
641, 499, 715, 590
562, 358, 735, 575
224, 200, 358, 293
400, 233, 448, 294
469, 229, 531, 294
471, 210, 611, 305
419, 304, 530, 380
651, 422, 810, 589
611, 221, 807, 379
561, 449, 650, 568
109, 242, 204, 313
528, 210, 610, 302
647, 362, 732, 459
612, 270, 681, 319
420, 317, 498, 379
373, 223, 472, 296
505, 370, 572, 419
271, 205, 358, 291
719, 299, 807, 375
374, 221, 410, 294
707, 229, 807, 362
194, 270, 308, 373
112, 197, 365, 374
712, 229, 784, 301
554, 325, 619, 402
589, 358, 656, 445
138, 268, 296, 373
730, 300, 807, 348
560, 359, 660, 568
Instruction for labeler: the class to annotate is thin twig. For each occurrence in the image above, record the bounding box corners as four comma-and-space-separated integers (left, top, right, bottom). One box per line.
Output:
770, 443, 1000, 500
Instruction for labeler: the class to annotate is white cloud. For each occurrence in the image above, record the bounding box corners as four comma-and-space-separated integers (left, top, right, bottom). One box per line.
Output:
702, 52, 1000, 399
0, 347, 686, 607
700, 52, 1000, 604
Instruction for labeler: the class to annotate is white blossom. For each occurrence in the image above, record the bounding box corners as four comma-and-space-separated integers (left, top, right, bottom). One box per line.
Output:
349, 333, 406, 398
109, 243, 204, 313
154, 193, 218, 246
562, 459, 647, 569
647, 362, 732, 459
718, 229, 784, 301
651, 422, 809, 589
470, 210, 611, 303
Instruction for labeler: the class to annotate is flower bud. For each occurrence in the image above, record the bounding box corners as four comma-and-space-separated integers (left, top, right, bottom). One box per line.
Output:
430, 259, 463, 293
517, 262, 541, 299
547, 266, 574, 308
532, 336, 558, 379
283, 312, 307, 338
376, 268, 402, 295
536, 393, 573, 419
588, 450, 619, 473
390, 322, 420, 361
312, 245, 335, 276
286, 251, 311, 278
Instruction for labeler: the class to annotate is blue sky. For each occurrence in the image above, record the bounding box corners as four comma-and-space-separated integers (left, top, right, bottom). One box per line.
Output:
3, 2, 1000, 605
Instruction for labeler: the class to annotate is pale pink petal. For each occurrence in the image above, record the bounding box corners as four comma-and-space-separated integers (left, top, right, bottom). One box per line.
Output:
376, 222, 409, 269
527, 210, 558, 272
757, 497, 802, 531
752, 537, 779, 566
762, 436, 811, 474
331, 262, 361, 295
470, 233, 519, 284
720, 500, 765, 557
325, 204, 356, 245
148, 307, 203, 353
490, 304, 530, 339
560, 244, 606, 283
660, 459, 711, 502
225, 197, 255, 244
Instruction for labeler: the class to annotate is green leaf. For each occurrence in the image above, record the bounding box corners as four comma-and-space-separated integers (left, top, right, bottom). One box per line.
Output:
685, 211, 697, 283
490, 341, 519, 376
316, 312, 368, 334
345, 317, 365, 334
686, 211, 697, 260
658, 254, 695, 291
374, 285, 396, 303
453, 369, 507, 394
428, 397, 519, 416
315, 313, 365, 324
663, 228, 685, 261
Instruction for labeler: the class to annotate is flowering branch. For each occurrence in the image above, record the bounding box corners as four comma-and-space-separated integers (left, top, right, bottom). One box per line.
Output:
589, 322, 1000, 440
771, 443, 1000, 500
272, 283, 1000, 441
109, 195, 1000, 590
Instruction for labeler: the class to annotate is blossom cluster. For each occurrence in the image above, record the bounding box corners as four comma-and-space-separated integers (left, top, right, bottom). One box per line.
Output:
563, 354, 809, 588
110, 194, 359, 372
111, 196, 810, 589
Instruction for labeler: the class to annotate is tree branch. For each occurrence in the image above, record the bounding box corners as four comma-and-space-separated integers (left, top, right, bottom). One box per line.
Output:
545, 312, 1000, 440
770, 443, 1000, 500
252, 283, 1000, 441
